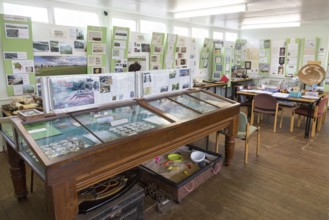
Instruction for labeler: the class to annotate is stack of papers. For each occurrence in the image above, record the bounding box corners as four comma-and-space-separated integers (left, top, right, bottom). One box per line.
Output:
273, 93, 290, 98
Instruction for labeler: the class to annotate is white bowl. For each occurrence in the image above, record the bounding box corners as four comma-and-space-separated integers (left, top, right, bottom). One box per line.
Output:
190, 151, 205, 163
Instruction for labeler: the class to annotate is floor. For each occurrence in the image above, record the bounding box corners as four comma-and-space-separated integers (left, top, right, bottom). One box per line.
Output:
0, 109, 328, 220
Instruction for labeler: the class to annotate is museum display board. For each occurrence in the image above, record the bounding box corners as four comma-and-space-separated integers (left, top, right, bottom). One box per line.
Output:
0, 89, 239, 219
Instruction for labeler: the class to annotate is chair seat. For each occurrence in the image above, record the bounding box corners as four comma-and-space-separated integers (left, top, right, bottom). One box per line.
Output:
236, 125, 258, 139
253, 107, 282, 115
294, 107, 315, 117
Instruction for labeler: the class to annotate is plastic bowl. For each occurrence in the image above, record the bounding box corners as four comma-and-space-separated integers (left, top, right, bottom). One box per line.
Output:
190, 151, 205, 163
167, 153, 183, 162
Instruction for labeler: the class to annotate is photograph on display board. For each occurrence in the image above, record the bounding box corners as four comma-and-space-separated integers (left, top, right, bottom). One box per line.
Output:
50, 77, 96, 110
99, 76, 112, 93
33, 41, 50, 52
34, 56, 87, 76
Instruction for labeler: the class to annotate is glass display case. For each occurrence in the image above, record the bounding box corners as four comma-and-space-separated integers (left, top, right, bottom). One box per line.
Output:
72, 104, 171, 142
0, 89, 240, 220
169, 94, 219, 113
147, 98, 200, 120
189, 91, 232, 108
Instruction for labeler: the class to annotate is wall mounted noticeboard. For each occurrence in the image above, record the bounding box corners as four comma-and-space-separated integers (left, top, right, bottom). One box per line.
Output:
0, 14, 35, 96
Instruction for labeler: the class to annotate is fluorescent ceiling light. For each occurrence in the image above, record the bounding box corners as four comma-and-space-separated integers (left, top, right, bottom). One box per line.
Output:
242, 14, 300, 25
174, 3, 246, 19
171, 0, 246, 12
241, 22, 301, 30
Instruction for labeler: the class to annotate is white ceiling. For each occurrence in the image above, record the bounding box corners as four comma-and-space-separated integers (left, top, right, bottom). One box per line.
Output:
54, 0, 329, 30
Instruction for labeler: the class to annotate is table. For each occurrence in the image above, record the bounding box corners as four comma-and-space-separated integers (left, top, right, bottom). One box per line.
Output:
194, 81, 228, 97
231, 78, 254, 100
237, 90, 323, 138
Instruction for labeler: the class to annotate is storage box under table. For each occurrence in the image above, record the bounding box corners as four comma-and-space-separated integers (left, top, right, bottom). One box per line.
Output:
139, 145, 223, 203
77, 184, 144, 220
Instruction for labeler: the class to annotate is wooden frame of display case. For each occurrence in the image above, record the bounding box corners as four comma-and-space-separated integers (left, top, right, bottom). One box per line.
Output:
1, 89, 239, 220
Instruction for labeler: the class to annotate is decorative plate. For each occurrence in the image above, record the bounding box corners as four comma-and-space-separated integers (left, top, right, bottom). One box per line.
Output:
298, 64, 325, 85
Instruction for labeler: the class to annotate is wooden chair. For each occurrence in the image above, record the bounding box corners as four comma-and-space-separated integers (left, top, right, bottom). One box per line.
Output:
251, 93, 283, 132
216, 112, 260, 164
238, 112, 260, 164
290, 96, 328, 138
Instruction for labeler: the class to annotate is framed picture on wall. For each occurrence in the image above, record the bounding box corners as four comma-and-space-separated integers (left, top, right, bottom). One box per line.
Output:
245, 61, 251, 70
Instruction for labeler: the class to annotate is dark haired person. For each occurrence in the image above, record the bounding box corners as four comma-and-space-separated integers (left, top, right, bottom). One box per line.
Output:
128, 61, 141, 72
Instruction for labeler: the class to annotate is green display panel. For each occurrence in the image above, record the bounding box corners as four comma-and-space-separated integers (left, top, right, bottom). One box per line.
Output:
0, 14, 35, 96
199, 38, 213, 79
87, 25, 107, 74
212, 40, 224, 80
234, 39, 247, 69
110, 26, 130, 72
150, 32, 165, 70
163, 33, 177, 69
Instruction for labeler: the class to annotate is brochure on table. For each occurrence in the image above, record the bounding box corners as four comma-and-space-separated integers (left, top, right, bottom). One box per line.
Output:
111, 26, 130, 72
150, 32, 165, 70
270, 40, 286, 76
87, 26, 107, 74
258, 39, 271, 75
0, 14, 35, 96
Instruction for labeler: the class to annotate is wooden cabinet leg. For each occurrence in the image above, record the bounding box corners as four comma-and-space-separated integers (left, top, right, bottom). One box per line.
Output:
46, 180, 78, 220
224, 135, 235, 166
7, 145, 28, 201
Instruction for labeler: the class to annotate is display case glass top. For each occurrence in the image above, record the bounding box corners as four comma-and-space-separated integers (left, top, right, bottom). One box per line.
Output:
22, 116, 100, 160
147, 98, 200, 120
189, 91, 231, 108
169, 94, 219, 113
72, 104, 171, 142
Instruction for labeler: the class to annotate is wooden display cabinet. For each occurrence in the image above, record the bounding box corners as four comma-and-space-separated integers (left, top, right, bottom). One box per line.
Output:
0, 89, 239, 220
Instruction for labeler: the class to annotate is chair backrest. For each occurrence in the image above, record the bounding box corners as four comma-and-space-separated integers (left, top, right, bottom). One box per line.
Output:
317, 96, 329, 115
254, 93, 277, 110
238, 112, 248, 133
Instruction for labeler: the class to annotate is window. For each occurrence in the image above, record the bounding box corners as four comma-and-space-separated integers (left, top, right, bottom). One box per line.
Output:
140, 20, 166, 33
54, 8, 99, 27
191, 27, 209, 39
3, 3, 48, 23
173, 26, 189, 37
112, 18, 136, 32
213, 31, 224, 40
225, 32, 238, 41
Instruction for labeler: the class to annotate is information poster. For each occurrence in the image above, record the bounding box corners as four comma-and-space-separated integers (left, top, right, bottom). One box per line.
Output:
111, 26, 130, 72
0, 14, 35, 96
48, 72, 136, 111
87, 25, 107, 74
234, 39, 247, 69
258, 39, 271, 74
164, 33, 177, 69
150, 32, 165, 70
270, 40, 286, 76
285, 38, 301, 77
128, 32, 151, 54
301, 37, 319, 67
224, 41, 235, 87
212, 40, 224, 80
141, 69, 191, 97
